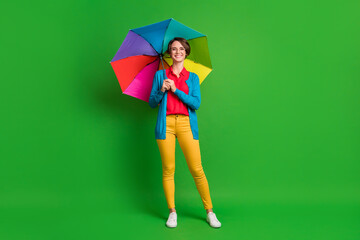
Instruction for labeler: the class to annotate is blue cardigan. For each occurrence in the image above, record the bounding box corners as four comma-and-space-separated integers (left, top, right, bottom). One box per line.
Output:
149, 69, 201, 140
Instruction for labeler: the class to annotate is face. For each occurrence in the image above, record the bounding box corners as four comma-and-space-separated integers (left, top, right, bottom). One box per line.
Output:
169, 41, 187, 63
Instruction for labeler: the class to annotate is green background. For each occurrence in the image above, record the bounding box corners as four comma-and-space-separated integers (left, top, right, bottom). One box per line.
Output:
1, 0, 359, 239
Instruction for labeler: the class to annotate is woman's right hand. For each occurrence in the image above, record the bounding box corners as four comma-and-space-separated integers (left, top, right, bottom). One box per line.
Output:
161, 80, 170, 92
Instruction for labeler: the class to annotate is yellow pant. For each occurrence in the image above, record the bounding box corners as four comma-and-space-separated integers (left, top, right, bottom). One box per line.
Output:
156, 114, 213, 210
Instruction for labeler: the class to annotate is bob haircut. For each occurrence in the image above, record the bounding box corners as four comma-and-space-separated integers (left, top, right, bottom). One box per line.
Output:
166, 37, 191, 58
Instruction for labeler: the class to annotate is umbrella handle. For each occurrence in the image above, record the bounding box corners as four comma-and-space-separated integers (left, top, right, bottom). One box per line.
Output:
160, 54, 166, 80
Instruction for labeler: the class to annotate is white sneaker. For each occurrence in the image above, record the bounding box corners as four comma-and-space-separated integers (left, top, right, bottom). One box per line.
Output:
166, 212, 177, 228
206, 212, 221, 228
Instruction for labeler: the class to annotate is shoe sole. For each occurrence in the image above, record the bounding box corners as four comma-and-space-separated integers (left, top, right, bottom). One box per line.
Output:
166, 224, 177, 228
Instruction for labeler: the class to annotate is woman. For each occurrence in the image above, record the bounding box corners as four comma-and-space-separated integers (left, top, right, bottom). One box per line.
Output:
149, 37, 221, 228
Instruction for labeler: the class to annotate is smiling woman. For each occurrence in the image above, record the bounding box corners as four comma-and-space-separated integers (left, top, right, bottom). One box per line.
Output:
166, 37, 191, 64
149, 37, 222, 229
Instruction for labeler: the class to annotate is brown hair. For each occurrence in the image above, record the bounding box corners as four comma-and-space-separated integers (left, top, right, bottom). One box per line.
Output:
166, 37, 191, 57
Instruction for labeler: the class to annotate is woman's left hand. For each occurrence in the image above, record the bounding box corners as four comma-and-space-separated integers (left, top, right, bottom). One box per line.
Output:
165, 79, 177, 93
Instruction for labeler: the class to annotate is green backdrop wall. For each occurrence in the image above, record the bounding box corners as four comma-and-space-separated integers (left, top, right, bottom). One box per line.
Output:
1, 0, 359, 239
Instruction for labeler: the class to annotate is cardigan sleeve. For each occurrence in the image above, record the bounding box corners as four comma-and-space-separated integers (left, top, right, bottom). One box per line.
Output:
149, 71, 165, 108
173, 73, 201, 110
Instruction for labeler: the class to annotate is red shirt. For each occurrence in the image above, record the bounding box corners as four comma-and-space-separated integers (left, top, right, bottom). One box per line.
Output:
166, 66, 190, 116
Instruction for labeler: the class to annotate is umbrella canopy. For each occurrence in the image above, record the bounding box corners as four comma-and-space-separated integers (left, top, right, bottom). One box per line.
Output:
110, 18, 212, 102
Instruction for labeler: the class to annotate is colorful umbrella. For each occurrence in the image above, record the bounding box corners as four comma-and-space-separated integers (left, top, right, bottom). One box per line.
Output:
110, 18, 212, 102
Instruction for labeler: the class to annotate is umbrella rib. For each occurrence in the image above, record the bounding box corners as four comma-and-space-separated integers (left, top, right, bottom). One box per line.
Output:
161, 20, 172, 55
187, 35, 208, 41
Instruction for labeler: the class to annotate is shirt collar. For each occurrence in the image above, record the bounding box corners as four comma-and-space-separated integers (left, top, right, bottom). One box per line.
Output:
169, 65, 188, 77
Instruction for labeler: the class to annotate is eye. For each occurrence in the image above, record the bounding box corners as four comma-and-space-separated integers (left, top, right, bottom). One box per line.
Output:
171, 47, 185, 51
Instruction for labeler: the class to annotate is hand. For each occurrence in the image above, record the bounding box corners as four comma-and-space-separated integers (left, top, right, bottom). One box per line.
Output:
165, 79, 176, 93
161, 80, 170, 92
